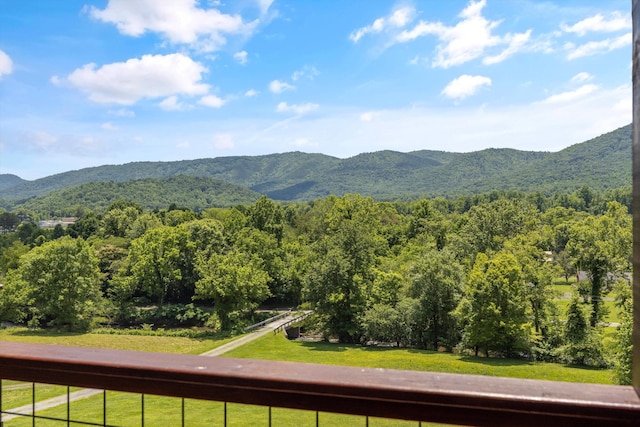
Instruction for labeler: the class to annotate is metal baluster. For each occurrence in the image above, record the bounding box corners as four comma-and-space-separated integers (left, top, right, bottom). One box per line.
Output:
31, 383, 35, 427
141, 394, 145, 427
67, 386, 70, 427
103, 390, 107, 426
224, 402, 227, 427
181, 398, 185, 427
316, 411, 319, 427
268, 406, 272, 427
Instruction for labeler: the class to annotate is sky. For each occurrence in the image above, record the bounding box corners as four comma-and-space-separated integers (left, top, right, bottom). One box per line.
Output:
0, 0, 632, 180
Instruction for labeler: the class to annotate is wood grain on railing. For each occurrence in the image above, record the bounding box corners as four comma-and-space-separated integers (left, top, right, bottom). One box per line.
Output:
1, 341, 639, 427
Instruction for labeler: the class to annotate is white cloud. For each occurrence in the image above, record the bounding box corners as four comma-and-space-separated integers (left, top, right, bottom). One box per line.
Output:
441, 75, 491, 99
570, 72, 593, 84
0, 49, 13, 77
291, 65, 319, 81
88, 0, 257, 52
483, 30, 531, 65
395, 0, 531, 68
269, 79, 295, 94
276, 102, 319, 115
562, 12, 631, 36
255, 0, 275, 15
199, 94, 226, 108
50, 75, 61, 85
67, 53, 209, 105
252, 85, 630, 158
101, 122, 119, 131
213, 132, 234, 149
25, 131, 59, 150
245, 89, 259, 97
159, 95, 187, 111
109, 108, 135, 118
539, 84, 598, 104
360, 112, 375, 122
349, 5, 415, 42
234, 50, 248, 65
292, 138, 317, 148
566, 32, 631, 60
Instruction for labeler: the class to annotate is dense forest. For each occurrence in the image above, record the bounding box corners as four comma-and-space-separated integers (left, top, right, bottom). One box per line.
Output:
0, 124, 631, 204
0, 186, 633, 385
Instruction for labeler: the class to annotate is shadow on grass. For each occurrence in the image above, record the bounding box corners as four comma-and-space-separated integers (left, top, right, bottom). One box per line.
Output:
4, 327, 235, 341
458, 356, 533, 367
298, 341, 350, 352
560, 364, 609, 372
8, 329, 85, 337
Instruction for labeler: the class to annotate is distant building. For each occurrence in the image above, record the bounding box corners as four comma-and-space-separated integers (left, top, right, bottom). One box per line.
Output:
38, 217, 77, 229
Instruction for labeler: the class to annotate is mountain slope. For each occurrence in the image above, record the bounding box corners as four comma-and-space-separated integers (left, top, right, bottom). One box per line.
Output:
11, 175, 261, 215
0, 124, 630, 203
0, 174, 26, 192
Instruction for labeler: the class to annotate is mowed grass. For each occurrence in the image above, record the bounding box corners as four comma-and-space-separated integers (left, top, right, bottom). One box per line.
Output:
0, 327, 237, 411
0, 327, 237, 355
1, 325, 615, 426
4, 395, 426, 427
224, 333, 614, 385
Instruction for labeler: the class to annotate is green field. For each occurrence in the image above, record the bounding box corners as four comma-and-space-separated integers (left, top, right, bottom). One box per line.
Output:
0, 320, 617, 426
0, 327, 236, 355
224, 333, 614, 384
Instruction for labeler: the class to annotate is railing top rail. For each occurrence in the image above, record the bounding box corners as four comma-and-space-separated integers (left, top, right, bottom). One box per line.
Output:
1, 341, 639, 427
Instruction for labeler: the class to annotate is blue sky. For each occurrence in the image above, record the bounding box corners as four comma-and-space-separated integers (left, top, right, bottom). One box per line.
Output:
0, 0, 631, 180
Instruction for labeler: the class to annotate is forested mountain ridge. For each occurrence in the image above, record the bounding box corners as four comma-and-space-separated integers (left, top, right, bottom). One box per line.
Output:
0, 124, 630, 202
5, 176, 262, 216
0, 174, 26, 192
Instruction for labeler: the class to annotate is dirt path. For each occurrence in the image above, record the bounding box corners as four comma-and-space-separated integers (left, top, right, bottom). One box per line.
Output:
2, 314, 299, 422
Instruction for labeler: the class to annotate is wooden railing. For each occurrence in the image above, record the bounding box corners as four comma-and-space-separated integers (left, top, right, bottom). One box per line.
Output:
1, 341, 639, 426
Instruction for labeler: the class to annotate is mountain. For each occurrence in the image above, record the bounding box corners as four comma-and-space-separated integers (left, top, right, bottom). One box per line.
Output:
7, 176, 261, 215
0, 124, 631, 205
0, 174, 26, 192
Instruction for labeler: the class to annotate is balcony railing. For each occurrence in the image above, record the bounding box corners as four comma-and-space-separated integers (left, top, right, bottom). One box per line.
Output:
1, 341, 639, 426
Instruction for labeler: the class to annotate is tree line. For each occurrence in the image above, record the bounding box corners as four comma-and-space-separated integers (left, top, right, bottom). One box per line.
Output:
0, 187, 633, 384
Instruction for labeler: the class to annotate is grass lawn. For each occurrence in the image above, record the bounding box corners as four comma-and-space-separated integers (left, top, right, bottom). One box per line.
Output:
3, 394, 425, 427
0, 327, 238, 412
224, 333, 614, 385
553, 283, 573, 298
0, 327, 237, 355
1, 325, 617, 426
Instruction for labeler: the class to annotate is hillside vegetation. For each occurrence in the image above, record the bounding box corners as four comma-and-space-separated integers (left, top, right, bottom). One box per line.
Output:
0, 125, 630, 204
4, 176, 261, 216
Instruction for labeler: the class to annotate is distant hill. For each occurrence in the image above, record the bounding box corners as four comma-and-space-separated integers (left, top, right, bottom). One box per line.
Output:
0, 174, 26, 192
0, 124, 631, 206
7, 176, 261, 215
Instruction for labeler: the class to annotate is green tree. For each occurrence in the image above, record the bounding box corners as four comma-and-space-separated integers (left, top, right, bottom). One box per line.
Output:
560, 298, 606, 367
409, 249, 463, 350
102, 206, 140, 238
504, 234, 560, 338
5, 237, 102, 329
0, 212, 20, 233
455, 198, 537, 263
456, 252, 530, 357
122, 226, 194, 305
567, 202, 631, 326
195, 250, 270, 330
612, 280, 632, 384
0, 240, 29, 275
246, 195, 284, 243
304, 195, 383, 342
361, 298, 417, 347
